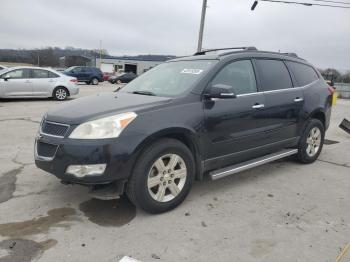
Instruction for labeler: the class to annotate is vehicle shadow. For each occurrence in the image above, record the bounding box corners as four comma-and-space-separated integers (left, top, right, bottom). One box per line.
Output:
189, 157, 298, 202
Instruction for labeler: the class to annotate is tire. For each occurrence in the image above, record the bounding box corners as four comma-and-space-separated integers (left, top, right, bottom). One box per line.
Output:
296, 119, 325, 164
126, 138, 195, 214
91, 78, 99, 85
53, 87, 68, 101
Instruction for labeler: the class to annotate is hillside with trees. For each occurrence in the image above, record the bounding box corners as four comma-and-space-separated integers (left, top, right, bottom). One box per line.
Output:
0, 47, 176, 68
0, 47, 348, 83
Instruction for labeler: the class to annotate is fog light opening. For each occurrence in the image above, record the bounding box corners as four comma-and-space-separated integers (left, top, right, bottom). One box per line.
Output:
66, 164, 107, 178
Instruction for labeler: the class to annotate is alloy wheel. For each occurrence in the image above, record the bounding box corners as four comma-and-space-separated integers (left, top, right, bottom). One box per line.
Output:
306, 127, 322, 157
56, 88, 67, 100
147, 154, 187, 202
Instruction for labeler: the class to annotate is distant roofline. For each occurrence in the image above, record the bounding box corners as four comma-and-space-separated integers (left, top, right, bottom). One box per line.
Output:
97, 55, 176, 62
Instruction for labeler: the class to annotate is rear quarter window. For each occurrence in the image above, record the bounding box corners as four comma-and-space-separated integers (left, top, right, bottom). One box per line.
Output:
49, 71, 59, 78
286, 61, 319, 87
255, 59, 293, 91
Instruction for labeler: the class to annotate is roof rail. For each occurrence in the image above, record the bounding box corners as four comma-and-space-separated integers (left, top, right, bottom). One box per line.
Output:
194, 46, 257, 56
283, 52, 299, 58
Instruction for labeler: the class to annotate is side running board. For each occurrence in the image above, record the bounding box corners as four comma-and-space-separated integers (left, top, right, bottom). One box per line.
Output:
209, 149, 298, 180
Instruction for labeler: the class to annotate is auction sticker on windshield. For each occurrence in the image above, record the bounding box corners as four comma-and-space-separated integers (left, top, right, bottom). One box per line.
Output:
181, 69, 203, 74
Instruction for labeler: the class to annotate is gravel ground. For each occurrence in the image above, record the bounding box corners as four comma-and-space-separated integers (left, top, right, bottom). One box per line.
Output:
0, 82, 349, 262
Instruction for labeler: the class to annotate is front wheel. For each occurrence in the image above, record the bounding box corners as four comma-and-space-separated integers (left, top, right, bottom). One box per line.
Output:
126, 138, 195, 213
53, 87, 68, 101
296, 119, 325, 163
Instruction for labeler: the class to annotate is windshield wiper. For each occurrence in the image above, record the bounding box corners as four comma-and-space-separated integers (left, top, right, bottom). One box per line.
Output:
131, 91, 156, 96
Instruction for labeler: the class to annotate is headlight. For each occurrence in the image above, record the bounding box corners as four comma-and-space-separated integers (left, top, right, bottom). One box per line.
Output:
69, 112, 137, 139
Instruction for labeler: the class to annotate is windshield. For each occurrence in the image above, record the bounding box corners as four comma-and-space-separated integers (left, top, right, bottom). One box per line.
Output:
120, 60, 217, 97
64, 67, 75, 73
0, 68, 11, 77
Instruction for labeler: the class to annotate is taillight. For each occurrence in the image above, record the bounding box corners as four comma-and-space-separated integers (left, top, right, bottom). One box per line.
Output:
328, 86, 335, 94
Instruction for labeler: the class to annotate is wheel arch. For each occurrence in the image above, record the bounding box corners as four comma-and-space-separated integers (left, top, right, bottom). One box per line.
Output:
132, 127, 204, 181
309, 109, 326, 127
52, 85, 70, 97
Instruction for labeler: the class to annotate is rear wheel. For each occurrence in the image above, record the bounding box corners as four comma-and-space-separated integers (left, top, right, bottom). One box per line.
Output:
126, 138, 195, 213
296, 119, 324, 163
53, 87, 68, 101
91, 78, 99, 85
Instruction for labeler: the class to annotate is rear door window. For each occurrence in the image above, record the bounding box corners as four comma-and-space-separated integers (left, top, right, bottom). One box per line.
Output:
49, 71, 59, 78
32, 69, 50, 78
211, 60, 257, 95
255, 59, 293, 91
286, 61, 319, 87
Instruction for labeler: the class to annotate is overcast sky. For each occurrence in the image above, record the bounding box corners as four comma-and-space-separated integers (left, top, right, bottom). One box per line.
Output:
0, 0, 349, 69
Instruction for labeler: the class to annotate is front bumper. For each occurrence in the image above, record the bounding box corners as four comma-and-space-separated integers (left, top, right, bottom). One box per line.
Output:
34, 133, 139, 185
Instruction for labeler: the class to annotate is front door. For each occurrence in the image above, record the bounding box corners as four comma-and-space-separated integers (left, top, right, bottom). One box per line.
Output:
72, 67, 89, 81
203, 60, 267, 169
0, 69, 33, 97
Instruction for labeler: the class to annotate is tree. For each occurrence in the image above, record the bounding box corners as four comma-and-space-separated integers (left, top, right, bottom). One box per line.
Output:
341, 71, 350, 83
321, 68, 342, 82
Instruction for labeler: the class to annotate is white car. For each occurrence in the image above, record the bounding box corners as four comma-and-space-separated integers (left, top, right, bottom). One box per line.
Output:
0, 67, 79, 100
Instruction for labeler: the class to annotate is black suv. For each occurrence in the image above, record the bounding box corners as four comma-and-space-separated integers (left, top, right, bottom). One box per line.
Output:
35, 47, 333, 213
63, 66, 103, 85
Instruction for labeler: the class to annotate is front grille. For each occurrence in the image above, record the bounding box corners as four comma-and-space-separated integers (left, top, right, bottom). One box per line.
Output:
41, 121, 69, 137
37, 142, 58, 158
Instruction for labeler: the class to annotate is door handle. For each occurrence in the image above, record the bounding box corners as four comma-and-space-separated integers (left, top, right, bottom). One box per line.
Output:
252, 103, 265, 109
294, 97, 304, 102
48, 79, 54, 82
24, 80, 31, 83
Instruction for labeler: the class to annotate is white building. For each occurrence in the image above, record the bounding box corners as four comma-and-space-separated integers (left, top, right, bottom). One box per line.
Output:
95, 57, 172, 75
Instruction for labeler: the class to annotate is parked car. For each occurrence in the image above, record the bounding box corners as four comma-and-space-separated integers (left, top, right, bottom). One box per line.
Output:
63, 66, 103, 85
35, 47, 333, 213
0, 65, 8, 71
0, 67, 79, 100
103, 73, 110, 82
108, 72, 137, 84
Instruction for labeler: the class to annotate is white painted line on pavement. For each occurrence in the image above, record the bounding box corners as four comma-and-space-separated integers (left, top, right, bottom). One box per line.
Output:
119, 256, 142, 262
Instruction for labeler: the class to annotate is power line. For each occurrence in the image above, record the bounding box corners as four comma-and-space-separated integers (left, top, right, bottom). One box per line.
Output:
313, 0, 350, 5
259, 0, 350, 8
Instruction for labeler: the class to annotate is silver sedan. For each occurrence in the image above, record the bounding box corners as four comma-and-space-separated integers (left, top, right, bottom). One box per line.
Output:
0, 67, 79, 100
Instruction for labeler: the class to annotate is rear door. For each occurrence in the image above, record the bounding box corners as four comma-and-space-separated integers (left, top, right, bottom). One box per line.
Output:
0, 69, 33, 97
254, 59, 303, 143
31, 69, 58, 97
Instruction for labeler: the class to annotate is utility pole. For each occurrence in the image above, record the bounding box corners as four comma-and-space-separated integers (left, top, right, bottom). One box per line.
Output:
99, 40, 102, 61
197, 0, 208, 52
37, 53, 40, 66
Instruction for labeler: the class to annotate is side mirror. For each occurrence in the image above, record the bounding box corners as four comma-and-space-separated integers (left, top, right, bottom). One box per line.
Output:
205, 84, 236, 99
3, 75, 11, 81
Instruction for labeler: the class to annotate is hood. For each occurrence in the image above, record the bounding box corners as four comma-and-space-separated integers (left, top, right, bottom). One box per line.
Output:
45, 92, 172, 124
